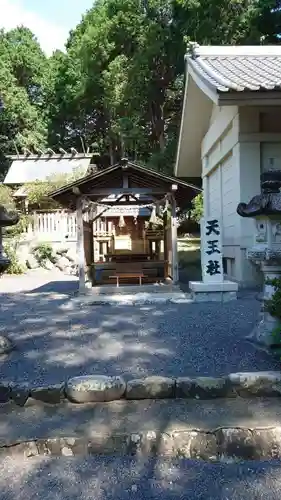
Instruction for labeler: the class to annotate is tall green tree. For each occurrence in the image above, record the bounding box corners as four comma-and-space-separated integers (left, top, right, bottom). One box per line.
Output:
48, 0, 281, 173
1, 1, 280, 178
0, 27, 49, 176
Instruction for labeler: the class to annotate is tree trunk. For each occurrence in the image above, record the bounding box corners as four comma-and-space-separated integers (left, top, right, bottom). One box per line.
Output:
150, 101, 165, 152
109, 139, 114, 166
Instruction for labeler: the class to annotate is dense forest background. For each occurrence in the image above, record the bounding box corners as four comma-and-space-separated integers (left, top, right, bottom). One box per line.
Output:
0, 0, 280, 178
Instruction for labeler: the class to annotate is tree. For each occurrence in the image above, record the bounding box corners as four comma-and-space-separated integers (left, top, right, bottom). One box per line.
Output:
26, 168, 85, 207
1, 1, 280, 178
47, 0, 281, 173
190, 192, 203, 223
0, 27, 49, 177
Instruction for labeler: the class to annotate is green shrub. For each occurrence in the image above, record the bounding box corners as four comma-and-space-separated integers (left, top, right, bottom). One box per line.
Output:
0, 185, 16, 211
32, 242, 57, 267
264, 278, 281, 349
26, 168, 85, 208
190, 193, 203, 224
265, 278, 281, 321
5, 214, 34, 237
3, 241, 25, 274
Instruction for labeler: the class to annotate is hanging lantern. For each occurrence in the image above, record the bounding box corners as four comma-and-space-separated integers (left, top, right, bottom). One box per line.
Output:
149, 206, 157, 224
118, 215, 126, 228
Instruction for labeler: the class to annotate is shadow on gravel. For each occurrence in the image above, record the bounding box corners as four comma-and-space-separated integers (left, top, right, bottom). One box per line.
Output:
0, 276, 278, 385
24, 279, 79, 295
1, 454, 281, 499
0, 276, 281, 498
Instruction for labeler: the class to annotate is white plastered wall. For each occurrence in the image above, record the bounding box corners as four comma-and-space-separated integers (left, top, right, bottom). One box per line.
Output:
202, 105, 244, 282
202, 104, 281, 287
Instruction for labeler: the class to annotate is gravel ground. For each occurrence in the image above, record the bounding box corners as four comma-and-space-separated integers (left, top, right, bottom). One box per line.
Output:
1, 455, 281, 499
2, 397, 281, 447
0, 271, 279, 385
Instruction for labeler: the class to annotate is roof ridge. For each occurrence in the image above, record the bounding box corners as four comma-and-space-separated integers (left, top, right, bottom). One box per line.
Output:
186, 44, 281, 58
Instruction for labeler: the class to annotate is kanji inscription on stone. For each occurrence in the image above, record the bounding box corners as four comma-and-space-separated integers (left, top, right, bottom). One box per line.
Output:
206, 240, 220, 255
201, 217, 223, 283
205, 219, 220, 236
206, 259, 221, 276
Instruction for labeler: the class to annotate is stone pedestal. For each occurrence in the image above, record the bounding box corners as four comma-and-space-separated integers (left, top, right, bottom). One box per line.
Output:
247, 263, 281, 346
189, 280, 238, 302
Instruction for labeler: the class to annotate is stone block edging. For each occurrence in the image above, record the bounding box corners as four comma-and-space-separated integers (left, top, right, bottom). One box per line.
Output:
2, 426, 281, 462
1, 371, 281, 407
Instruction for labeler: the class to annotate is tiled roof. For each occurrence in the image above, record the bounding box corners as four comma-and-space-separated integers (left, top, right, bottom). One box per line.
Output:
186, 44, 281, 93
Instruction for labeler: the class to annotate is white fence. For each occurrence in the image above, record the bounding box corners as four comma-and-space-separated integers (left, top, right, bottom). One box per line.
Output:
28, 210, 114, 242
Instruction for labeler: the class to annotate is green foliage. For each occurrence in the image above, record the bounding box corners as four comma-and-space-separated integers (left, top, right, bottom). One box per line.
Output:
0, 2, 280, 176
3, 240, 25, 274
47, 0, 280, 173
32, 242, 57, 267
264, 277, 281, 352
265, 278, 281, 322
26, 168, 85, 206
5, 213, 33, 237
0, 185, 32, 236
0, 27, 48, 176
0, 184, 16, 211
190, 193, 203, 224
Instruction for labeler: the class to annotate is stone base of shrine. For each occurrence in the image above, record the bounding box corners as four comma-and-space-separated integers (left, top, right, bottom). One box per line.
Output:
189, 280, 238, 303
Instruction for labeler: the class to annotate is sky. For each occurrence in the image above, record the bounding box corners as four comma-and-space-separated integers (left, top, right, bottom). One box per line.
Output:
0, 0, 94, 55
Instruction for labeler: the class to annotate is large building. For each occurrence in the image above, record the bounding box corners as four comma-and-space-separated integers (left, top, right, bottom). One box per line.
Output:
175, 44, 281, 287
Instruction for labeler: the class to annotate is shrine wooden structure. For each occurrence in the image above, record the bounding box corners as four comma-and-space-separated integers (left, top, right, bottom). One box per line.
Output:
50, 159, 201, 293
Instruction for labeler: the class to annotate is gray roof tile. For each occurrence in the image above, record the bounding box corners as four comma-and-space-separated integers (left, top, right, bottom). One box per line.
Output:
187, 45, 281, 92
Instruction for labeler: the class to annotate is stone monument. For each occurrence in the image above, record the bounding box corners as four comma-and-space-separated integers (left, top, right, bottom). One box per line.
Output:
237, 170, 281, 346
189, 217, 238, 302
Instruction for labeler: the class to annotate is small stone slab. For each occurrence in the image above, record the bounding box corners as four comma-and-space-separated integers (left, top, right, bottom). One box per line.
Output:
228, 371, 281, 397
252, 427, 281, 459
167, 430, 217, 461
126, 376, 175, 399
0, 382, 11, 403
31, 384, 65, 404
176, 376, 234, 399
216, 428, 258, 460
65, 375, 126, 403
0, 335, 14, 355
10, 383, 30, 407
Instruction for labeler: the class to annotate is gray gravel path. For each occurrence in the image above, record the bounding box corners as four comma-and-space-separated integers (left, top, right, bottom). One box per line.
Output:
0, 272, 279, 385
1, 455, 281, 499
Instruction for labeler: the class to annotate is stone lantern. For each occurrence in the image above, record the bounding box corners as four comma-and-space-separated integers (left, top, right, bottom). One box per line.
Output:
237, 170, 281, 346
0, 205, 19, 274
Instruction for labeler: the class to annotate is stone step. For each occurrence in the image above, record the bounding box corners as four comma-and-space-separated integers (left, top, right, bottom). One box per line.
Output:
65, 290, 191, 306
90, 284, 182, 295
2, 397, 281, 461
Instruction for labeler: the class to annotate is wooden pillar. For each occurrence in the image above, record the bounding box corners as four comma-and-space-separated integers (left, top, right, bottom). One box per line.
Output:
171, 194, 179, 283
76, 196, 86, 294
163, 211, 169, 279
0, 227, 3, 256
